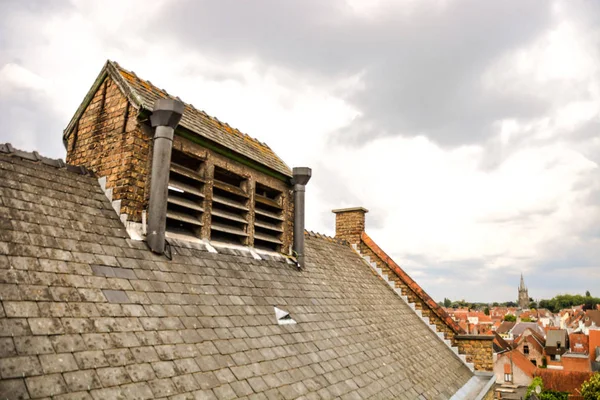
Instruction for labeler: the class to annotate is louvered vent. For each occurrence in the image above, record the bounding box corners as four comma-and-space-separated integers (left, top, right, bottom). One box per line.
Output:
210, 167, 249, 244
166, 150, 205, 238
253, 183, 284, 251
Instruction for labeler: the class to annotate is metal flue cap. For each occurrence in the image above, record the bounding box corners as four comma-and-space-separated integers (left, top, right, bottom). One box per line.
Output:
150, 98, 185, 128
292, 167, 312, 186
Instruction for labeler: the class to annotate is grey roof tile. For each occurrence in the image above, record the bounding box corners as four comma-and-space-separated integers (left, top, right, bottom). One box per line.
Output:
0, 153, 475, 399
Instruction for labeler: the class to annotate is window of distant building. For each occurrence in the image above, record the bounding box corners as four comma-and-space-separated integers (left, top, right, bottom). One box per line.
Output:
531, 359, 537, 366
504, 373, 512, 382
524, 345, 529, 355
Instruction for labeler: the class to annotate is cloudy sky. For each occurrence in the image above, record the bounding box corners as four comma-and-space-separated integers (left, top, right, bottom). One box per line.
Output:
1, 0, 600, 303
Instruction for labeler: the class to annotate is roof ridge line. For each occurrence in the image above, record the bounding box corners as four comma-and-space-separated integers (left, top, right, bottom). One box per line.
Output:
0, 143, 93, 176
111, 62, 275, 152
304, 230, 348, 245
360, 231, 466, 335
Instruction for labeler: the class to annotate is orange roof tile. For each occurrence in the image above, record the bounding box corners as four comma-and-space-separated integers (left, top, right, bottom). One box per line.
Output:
534, 369, 593, 393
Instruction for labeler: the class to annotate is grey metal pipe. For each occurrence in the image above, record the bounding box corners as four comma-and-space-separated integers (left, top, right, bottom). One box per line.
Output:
147, 99, 184, 254
292, 167, 312, 269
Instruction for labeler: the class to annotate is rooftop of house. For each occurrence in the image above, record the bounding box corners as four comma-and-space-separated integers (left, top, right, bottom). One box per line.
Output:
0, 148, 483, 399
510, 322, 545, 339
585, 310, 600, 327
492, 332, 511, 353
496, 321, 516, 334
569, 333, 589, 354
533, 369, 593, 394
546, 329, 568, 348
64, 60, 292, 179
498, 350, 536, 378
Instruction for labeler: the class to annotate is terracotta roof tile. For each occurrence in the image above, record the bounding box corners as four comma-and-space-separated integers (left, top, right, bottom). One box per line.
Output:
534, 368, 593, 393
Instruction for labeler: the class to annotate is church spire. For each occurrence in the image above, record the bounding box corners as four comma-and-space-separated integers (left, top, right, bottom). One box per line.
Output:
519, 273, 526, 290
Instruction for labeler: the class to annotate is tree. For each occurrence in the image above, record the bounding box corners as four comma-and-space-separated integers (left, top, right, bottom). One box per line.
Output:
529, 301, 537, 309
504, 314, 516, 322
581, 372, 600, 400
586, 290, 591, 297
443, 297, 451, 308
484, 307, 490, 316
521, 316, 532, 322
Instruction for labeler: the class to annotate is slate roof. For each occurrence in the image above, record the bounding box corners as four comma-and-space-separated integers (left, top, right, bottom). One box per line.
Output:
0, 150, 474, 399
63, 60, 292, 179
360, 232, 465, 335
546, 329, 568, 348
509, 322, 544, 339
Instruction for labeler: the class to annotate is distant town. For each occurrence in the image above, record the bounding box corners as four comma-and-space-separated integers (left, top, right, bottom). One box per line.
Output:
440, 274, 600, 394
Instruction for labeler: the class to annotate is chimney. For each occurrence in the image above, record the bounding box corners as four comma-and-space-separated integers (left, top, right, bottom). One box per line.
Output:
292, 167, 312, 269
332, 207, 369, 245
147, 98, 184, 254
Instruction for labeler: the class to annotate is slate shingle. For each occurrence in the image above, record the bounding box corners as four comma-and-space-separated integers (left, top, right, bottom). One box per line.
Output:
0, 153, 474, 398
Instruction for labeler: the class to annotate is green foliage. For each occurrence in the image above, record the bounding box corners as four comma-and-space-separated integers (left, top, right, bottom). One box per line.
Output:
504, 314, 517, 322
581, 372, 600, 400
537, 293, 600, 313
526, 377, 568, 400
521, 316, 532, 322
443, 297, 451, 308
526, 377, 543, 398
586, 290, 591, 297
484, 307, 490, 316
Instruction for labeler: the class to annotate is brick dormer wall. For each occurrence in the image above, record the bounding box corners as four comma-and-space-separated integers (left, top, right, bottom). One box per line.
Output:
64, 62, 294, 252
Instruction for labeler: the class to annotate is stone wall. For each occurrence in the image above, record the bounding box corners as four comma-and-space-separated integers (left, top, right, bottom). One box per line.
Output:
66, 76, 150, 221
455, 335, 494, 372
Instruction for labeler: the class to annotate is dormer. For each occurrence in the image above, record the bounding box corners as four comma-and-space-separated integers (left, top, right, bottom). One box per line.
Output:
64, 61, 300, 255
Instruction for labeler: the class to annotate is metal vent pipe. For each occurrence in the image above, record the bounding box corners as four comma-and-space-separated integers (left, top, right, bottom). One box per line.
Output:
292, 167, 312, 269
147, 99, 184, 254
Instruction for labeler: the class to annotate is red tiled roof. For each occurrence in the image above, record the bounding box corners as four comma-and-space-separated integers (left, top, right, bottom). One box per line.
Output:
498, 350, 536, 377
534, 369, 593, 393
493, 332, 512, 353
360, 232, 465, 335
569, 333, 589, 354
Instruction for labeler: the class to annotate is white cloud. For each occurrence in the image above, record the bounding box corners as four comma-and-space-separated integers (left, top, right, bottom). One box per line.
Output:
1, 0, 599, 302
